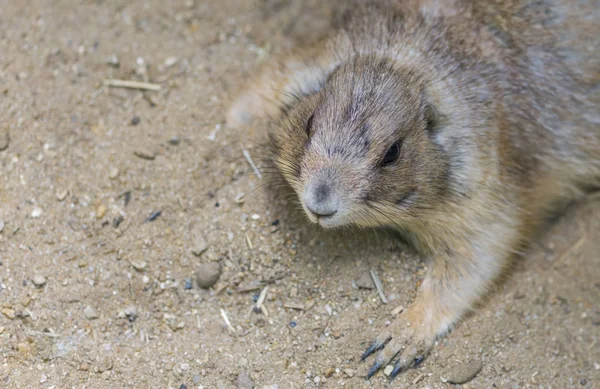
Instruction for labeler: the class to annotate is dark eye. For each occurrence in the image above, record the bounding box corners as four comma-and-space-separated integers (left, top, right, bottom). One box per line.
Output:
381, 141, 402, 166
305, 114, 314, 137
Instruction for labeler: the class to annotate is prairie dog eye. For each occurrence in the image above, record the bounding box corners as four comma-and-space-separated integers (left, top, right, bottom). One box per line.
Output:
381, 141, 402, 166
305, 114, 315, 136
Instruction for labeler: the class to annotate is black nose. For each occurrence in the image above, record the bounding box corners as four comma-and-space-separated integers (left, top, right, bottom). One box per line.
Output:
303, 182, 338, 217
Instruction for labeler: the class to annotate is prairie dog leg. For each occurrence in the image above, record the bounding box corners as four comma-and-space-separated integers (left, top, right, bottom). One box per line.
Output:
226, 37, 348, 128
362, 222, 516, 378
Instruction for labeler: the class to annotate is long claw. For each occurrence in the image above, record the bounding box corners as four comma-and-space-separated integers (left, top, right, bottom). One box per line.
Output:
389, 360, 403, 379
361, 341, 382, 361
366, 360, 383, 379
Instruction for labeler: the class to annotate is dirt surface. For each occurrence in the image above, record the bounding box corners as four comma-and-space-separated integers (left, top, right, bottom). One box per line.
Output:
1, 1, 599, 388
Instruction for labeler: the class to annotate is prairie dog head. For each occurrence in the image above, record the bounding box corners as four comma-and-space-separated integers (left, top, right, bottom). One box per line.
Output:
270, 55, 450, 229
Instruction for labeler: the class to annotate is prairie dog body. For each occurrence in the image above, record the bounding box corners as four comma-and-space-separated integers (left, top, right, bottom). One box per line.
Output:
228, 0, 600, 378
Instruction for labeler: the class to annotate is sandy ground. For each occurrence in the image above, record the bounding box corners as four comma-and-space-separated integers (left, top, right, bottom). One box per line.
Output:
0, 1, 599, 388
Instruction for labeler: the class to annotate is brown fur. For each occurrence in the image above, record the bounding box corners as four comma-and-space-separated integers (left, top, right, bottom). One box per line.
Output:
227, 0, 600, 377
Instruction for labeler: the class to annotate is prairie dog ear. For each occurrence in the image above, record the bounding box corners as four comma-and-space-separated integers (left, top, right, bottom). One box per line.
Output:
421, 87, 447, 134
226, 27, 356, 130
423, 103, 439, 132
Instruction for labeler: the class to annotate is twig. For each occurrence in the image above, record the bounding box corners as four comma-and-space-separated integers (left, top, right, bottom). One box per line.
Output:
255, 286, 270, 317
25, 330, 61, 338
256, 286, 269, 310
370, 268, 388, 304
220, 308, 235, 333
237, 283, 264, 293
242, 149, 262, 179
260, 304, 270, 317
283, 302, 305, 310
245, 233, 253, 250
412, 373, 424, 385
103, 79, 162, 91
556, 235, 586, 262
390, 305, 404, 316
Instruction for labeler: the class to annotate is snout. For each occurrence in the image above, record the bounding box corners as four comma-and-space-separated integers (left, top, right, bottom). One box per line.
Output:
302, 181, 340, 222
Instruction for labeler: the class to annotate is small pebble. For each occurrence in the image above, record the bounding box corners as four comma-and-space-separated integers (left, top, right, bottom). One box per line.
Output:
0, 130, 8, 151
324, 367, 335, 378
56, 189, 68, 201
191, 233, 209, 256
131, 116, 141, 126
234, 192, 245, 204
179, 385, 187, 389
180, 363, 190, 371
356, 272, 375, 289
124, 306, 137, 321
40, 374, 47, 383
31, 207, 43, 218
184, 278, 193, 290
444, 359, 483, 384
96, 204, 107, 219
106, 55, 120, 67
32, 275, 47, 287
195, 262, 221, 289
383, 365, 394, 376
289, 321, 297, 328
168, 136, 181, 146
235, 371, 254, 389
130, 260, 147, 271
165, 57, 179, 68
84, 306, 99, 320
343, 369, 354, 378
133, 147, 157, 160
1, 308, 15, 319
108, 167, 120, 180
251, 214, 260, 220
0, 219, 5, 233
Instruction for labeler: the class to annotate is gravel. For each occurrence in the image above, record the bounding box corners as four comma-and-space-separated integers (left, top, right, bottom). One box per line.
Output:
130, 260, 147, 271
444, 359, 483, 384
124, 306, 138, 321
84, 306, 100, 320
191, 233, 209, 256
355, 272, 375, 289
31, 207, 43, 218
235, 371, 254, 389
195, 262, 221, 289
108, 167, 120, 180
32, 275, 47, 287
133, 147, 157, 160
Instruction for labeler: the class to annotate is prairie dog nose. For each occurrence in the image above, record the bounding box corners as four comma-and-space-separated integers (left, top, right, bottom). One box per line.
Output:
303, 182, 339, 217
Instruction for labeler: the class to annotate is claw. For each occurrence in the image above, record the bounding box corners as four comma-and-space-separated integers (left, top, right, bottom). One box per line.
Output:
389, 360, 403, 379
361, 340, 382, 361
414, 355, 424, 367
366, 360, 383, 379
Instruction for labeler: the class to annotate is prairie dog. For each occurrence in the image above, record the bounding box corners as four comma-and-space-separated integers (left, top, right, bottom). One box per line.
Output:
228, 0, 600, 379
